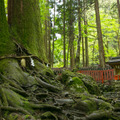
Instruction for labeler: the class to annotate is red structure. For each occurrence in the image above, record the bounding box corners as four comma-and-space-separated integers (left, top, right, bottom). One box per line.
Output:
52, 67, 115, 83
77, 69, 114, 83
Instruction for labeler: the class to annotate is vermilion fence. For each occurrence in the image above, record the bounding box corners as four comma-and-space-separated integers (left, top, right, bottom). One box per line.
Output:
77, 69, 114, 83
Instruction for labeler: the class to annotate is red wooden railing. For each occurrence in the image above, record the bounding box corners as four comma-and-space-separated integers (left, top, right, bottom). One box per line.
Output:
77, 69, 114, 83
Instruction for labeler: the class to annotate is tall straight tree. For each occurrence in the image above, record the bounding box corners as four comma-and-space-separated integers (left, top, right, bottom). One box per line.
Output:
47, 0, 52, 66
117, 0, 120, 55
52, 0, 56, 67
84, 0, 89, 67
82, 36, 85, 67
63, 0, 66, 67
68, 0, 75, 69
8, 0, 47, 62
75, 0, 82, 68
94, 0, 105, 68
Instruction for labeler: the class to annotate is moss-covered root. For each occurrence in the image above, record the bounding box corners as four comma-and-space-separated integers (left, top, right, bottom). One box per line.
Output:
1, 106, 30, 115
35, 77, 60, 92
85, 110, 112, 120
0, 106, 2, 120
30, 103, 61, 112
40, 111, 58, 120
0, 86, 8, 106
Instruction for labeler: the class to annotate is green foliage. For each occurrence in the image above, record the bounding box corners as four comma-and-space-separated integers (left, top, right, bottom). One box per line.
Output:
50, 0, 119, 67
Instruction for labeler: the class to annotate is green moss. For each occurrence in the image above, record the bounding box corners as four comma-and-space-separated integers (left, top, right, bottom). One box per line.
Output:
41, 67, 54, 77
0, 0, 15, 56
67, 77, 88, 93
61, 70, 76, 84
0, 59, 37, 86
76, 73, 100, 95
99, 101, 113, 110
10, 0, 47, 62
40, 111, 58, 120
83, 99, 97, 112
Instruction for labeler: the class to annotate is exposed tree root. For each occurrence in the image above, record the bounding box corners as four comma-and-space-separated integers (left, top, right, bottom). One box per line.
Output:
0, 86, 8, 106
86, 110, 112, 120
0, 55, 49, 65
29, 103, 61, 112
1, 106, 30, 115
7, 86, 29, 97
0, 106, 2, 120
0, 74, 23, 90
35, 77, 60, 93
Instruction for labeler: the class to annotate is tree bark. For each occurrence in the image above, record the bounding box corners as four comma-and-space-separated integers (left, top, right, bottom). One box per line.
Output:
94, 0, 105, 68
84, 0, 89, 67
63, 0, 66, 67
117, 0, 120, 55
82, 36, 85, 67
75, 0, 82, 68
52, 0, 55, 67
48, 18, 51, 66
69, 0, 75, 69
8, 0, 47, 62
0, 0, 14, 56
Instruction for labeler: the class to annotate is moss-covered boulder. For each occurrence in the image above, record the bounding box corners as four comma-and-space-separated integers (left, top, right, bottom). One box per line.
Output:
67, 77, 88, 93
61, 70, 100, 95
76, 73, 101, 95
61, 70, 88, 93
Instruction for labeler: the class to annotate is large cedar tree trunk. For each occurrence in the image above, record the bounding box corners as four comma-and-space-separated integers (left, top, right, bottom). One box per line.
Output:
95, 0, 105, 68
8, 0, 47, 62
0, 0, 14, 56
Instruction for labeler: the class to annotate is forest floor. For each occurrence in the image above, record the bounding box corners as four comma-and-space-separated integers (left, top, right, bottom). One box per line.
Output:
0, 59, 120, 120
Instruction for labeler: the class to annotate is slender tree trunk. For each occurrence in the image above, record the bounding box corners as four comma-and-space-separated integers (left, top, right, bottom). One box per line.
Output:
63, 0, 66, 67
47, 0, 51, 66
67, 40, 70, 67
69, 0, 74, 69
94, 0, 105, 68
82, 36, 85, 67
75, 0, 82, 68
117, 0, 120, 55
52, 0, 55, 67
84, 21, 89, 67
44, 18, 48, 56
84, 0, 89, 67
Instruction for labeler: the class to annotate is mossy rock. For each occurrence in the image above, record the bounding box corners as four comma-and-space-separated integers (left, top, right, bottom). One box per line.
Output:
40, 111, 58, 120
83, 99, 97, 112
34, 60, 54, 77
83, 98, 113, 113
77, 73, 101, 95
73, 100, 89, 113
41, 67, 54, 77
61, 70, 76, 84
113, 100, 120, 108
67, 77, 88, 93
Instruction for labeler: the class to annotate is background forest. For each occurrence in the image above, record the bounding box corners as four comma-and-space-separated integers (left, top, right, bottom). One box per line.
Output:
39, 0, 120, 68
3, 0, 120, 69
